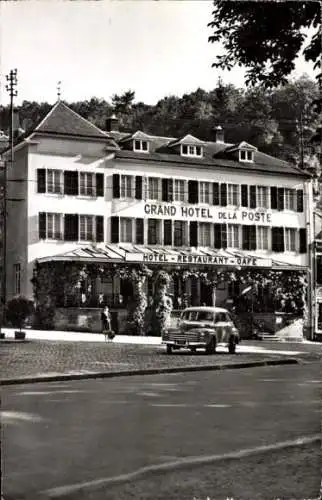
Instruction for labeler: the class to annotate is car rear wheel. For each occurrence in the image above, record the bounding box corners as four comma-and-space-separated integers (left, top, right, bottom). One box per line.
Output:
166, 345, 173, 354
228, 338, 236, 354
205, 338, 216, 355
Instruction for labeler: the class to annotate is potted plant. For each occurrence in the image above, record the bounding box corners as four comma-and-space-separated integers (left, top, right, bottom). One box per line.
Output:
6, 296, 34, 340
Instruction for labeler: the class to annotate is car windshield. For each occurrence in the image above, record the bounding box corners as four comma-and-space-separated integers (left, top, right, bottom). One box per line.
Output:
182, 311, 214, 322
197, 311, 214, 322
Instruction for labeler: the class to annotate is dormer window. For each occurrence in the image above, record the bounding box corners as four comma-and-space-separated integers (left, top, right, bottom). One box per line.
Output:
181, 144, 203, 157
239, 150, 254, 162
133, 139, 149, 152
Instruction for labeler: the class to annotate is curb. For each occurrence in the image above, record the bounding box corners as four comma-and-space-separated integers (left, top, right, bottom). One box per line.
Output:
0, 358, 298, 386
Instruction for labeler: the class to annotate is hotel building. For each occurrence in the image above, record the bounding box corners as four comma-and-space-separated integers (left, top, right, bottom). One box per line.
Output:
1, 101, 314, 335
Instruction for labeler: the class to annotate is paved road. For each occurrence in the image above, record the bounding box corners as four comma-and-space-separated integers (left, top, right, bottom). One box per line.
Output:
2, 362, 321, 499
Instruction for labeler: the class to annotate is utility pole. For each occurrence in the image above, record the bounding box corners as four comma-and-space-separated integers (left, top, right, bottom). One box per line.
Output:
2, 69, 18, 318
0, 69, 17, 500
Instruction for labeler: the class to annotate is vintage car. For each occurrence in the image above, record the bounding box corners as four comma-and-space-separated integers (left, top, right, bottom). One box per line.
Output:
162, 306, 240, 354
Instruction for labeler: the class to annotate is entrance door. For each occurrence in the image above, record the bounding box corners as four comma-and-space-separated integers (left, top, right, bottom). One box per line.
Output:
190, 277, 199, 306
200, 281, 212, 306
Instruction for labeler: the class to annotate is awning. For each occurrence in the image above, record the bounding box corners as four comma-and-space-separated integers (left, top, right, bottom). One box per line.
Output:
36, 244, 307, 271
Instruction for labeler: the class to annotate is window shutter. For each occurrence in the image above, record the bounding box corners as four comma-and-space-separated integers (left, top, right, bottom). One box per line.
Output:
220, 183, 227, 206
188, 180, 198, 204
249, 186, 256, 209
95, 173, 104, 197
164, 220, 172, 246
37, 169, 46, 193
221, 224, 227, 249
214, 223, 222, 249
272, 227, 284, 252
241, 185, 248, 207
135, 176, 142, 200
39, 212, 46, 239
162, 178, 168, 202
111, 216, 119, 243
250, 226, 257, 250
297, 190, 304, 212
64, 171, 79, 195
271, 187, 277, 209
95, 216, 104, 242
64, 214, 79, 241
135, 218, 144, 245
168, 179, 173, 202
212, 183, 220, 205
277, 188, 284, 211
112, 174, 120, 198
242, 225, 250, 250
299, 228, 307, 253
189, 221, 198, 246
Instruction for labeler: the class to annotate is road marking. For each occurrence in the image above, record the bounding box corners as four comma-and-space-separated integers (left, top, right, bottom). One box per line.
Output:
16, 390, 90, 396
204, 404, 231, 408
138, 392, 160, 397
0, 411, 44, 424
41, 434, 321, 498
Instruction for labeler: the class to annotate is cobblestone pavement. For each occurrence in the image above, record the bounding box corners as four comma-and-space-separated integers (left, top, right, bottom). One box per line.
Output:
0, 339, 320, 381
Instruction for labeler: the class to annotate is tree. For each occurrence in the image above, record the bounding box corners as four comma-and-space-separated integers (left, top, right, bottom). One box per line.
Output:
6, 296, 34, 332
208, 1, 321, 88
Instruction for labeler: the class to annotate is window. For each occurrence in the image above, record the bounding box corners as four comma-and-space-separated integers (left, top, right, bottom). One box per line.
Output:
79, 173, 94, 196
239, 150, 254, 162
164, 220, 172, 246
257, 186, 269, 209
174, 221, 186, 246
120, 175, 133, 198
148, 177, 160, 200
133, 140, 148, 152
181, 144, 203, 157
199, 182, 211, 204
214, 223, 227, 249
174, 179, 185, 202
227, 224, 239, 248
148, 219, 161, 245
47, 213, 62, 239
64, 171, 79, 195
227, 184, 239, 206
285, 189, 296, 211
242, 226, 256, 250
120, 218, 133, 243
272, 227, 284, 252
80, 215, 94, 241
64, 214, 79, 241
14, 263, 21, 295
285, 227, 297, 252
199, 223, 211, 246
257, 226, 269, 250
47, 169, 62, 194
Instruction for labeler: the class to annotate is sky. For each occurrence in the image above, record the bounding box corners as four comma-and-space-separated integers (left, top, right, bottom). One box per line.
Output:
0, 0, 317, 107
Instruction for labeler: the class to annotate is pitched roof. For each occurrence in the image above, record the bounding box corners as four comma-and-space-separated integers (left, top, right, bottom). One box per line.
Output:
35, 101, 110, 140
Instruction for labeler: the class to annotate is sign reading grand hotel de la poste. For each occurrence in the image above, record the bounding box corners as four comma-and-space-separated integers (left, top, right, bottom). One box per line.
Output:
144, 203, 272, 224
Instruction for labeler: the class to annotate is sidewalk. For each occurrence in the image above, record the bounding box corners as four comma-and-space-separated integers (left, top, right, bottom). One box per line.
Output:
1, 327, 161, 345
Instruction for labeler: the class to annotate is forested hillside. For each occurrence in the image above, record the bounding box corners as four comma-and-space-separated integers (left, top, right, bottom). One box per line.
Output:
0, 75, 320, 168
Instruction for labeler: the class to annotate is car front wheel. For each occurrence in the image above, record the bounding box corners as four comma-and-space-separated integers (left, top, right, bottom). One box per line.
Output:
228, 338, 236, 354
166, 345, 173, 354
205, 337, 216, 355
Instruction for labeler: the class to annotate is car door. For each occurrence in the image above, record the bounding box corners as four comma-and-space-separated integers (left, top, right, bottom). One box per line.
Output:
214, 312, 227, 343
222, 312, 233, 342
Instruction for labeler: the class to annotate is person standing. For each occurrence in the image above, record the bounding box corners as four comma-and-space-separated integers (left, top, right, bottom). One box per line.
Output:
101, 306, 113, 341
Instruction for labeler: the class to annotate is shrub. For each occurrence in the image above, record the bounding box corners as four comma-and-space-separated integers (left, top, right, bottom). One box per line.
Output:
6, 296, 35, 332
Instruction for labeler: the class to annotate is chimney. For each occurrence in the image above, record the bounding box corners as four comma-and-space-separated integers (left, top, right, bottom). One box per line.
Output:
106, 114, 119, 132
215, 125, 224, 143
